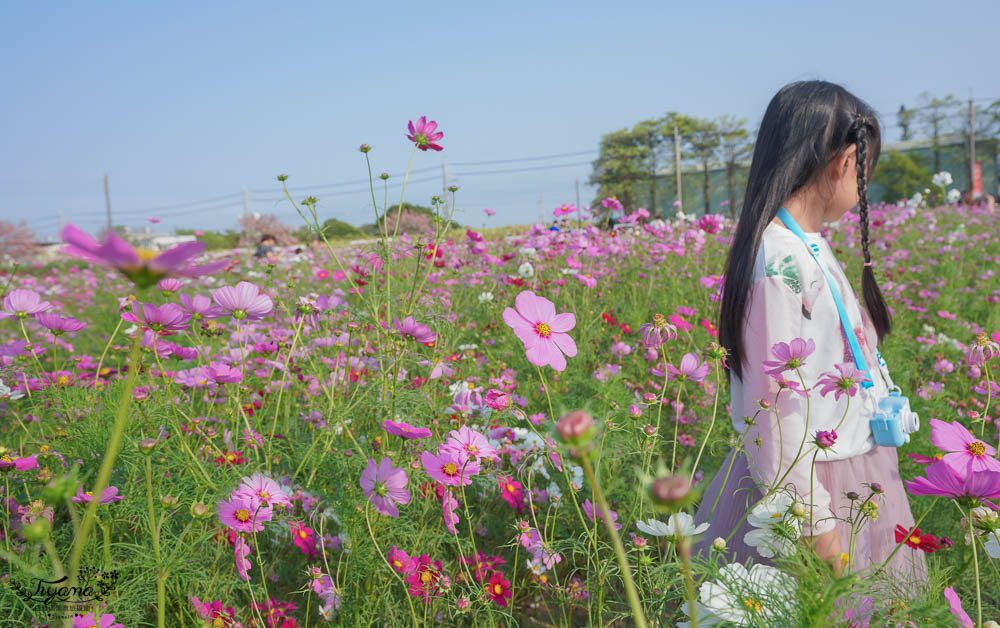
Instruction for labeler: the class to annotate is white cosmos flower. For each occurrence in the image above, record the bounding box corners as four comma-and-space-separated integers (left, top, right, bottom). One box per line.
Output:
478, 291, 494, 303
698, 562, 796, 626
932, 171, 953, 188
908, 191, 923, 208
743, 493, 801, 559
518, 262, 535, 278
0, 379, 24, 401
636, 513, 709, 539
985, 532, 1000, 559
947, 188, 961, 204
677, 601, 721, 627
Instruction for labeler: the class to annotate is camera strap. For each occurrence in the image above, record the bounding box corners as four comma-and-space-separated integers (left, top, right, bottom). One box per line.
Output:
776, 207, 874, 389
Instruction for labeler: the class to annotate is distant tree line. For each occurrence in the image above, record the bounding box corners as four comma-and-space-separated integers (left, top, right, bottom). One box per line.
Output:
591, 92, 1000, 216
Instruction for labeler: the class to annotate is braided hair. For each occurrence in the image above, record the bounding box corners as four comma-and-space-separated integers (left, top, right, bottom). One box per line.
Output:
853, 115, 892, 342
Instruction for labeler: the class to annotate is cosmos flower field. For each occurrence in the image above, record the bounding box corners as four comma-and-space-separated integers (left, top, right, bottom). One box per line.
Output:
2, 125, 1000, 627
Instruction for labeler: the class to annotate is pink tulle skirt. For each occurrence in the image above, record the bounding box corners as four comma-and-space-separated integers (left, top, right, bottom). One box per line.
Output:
692, 445, 928, 581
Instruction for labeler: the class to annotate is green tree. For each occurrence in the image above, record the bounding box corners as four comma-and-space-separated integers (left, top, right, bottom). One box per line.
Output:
916, 92, 961, 173
589, 126, 653, 213
632, 118, 667, 216
716, 115, 753, 218
685, 117, 722, 214
871, 151, 931, 203
661, 112, 699, 216
897, 104, 917, 141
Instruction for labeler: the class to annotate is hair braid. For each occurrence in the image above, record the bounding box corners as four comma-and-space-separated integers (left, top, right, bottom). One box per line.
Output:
854, 119, 892, 342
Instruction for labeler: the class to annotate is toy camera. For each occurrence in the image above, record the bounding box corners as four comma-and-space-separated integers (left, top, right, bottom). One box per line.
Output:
869, 387, 920, 447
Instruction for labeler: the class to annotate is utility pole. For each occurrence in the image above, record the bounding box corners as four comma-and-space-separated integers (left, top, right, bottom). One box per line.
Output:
442, 161, 449, 215
673, 126, 683, 213
969, 92, 976, 194
242, 186, 249, 218
575, 179, 581, 210
103, 173, 112, 232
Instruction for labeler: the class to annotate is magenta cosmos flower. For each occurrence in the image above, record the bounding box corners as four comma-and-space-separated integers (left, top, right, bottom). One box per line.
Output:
394, 316, 436, 347
71, 613, 123, 628
666, 352, 711, 383
815, 362, 870, 401
71, 486, 123, 504
762, 338, 816, 376
60, 223, 227, 288
212, 281, 274, 320
929, 418, 1000, 476
381, 419, 432, 440
179, 293, 223, 320
407, 116, 444, 152
0, 289, 51, 319
421, 448, 480, 487
360, 457, 411, 517
905, 460, 1000, 501
204, 362, 243, 384
502, 290, 577, 371
34, 312, 86, 335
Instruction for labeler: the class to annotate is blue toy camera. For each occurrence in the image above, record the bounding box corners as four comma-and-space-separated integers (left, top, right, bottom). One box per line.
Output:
870, 387, 920, 447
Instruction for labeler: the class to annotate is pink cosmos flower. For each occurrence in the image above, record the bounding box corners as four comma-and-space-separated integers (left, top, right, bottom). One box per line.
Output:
360, 457, 411, 517
929, 418, 1000, 476
234, 472, 292, 509
498, 475, 524, 511
157, 277, 183, 293
421, 448, 480, 487
60, 223, 227, 287
666, 353, 711, 383
381, 419, 432, 440
34, 312, 86, 334
484, 389, 511, 411
235, 536, 252, 581
407, 116, 444, 151
204, 363, 244, 384
905, 460, 1000, 501
967, 332, 1000, 367
189, 597, 236, 625
815, 362, 870, 401
762, 338, 816, 376
502, 290, 577, 371
442, 425, 499, 462
71, 614, 123, 628
0, 454, 38, 471
583, 498, 622, 531
0, 289, 51, 319
442, 491, 459, 534
71, 486, 123, 504
178, 293, 223, 320
218, 494, 272, 532
394, 316, 436, 346
122, 302, 191, 335
483, 208, 496, 216
554, 203, 577, 217
944, 586, 974, 628
212, 281, 274, 320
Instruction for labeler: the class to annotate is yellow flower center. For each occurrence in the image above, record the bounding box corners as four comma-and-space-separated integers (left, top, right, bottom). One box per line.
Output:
213, 618, 226, 628
235, 508, 251, 522
968, 441, 987, 457
443, 463, 459, 476
493, 584, 503, 595
299, 530, 309, 539
742, 597, 763, 613
85, 491, 93, 497
393, 559, 404, 569
57, 376, 69, 385
506, 484, 516, 492
227, 453, 237, 462
259, 491, 270, 501
137, 248, 158, 263
420, 571, 432, 584
534, 322, 551, 338
909, 535, 922, 545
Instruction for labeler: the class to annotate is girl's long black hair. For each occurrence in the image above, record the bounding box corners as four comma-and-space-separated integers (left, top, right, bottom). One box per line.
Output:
719, 80, 890, 381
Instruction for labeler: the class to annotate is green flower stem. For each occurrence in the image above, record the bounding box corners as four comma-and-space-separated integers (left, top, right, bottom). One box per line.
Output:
689, 362, 723, 482
579, 450, 648, 628
965, 505, 983, 627
145, 454, 165, 628
65, 332, 142, 599
677, 536, 698, 628
873, 497, 939, 575
363, 503, 420, 625
266, 313, 305, 473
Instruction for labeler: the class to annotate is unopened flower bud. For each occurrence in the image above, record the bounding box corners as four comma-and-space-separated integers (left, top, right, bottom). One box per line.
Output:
439, 575, 453, 590
758, 398, 770, 410
650, 475, 690, 504
628, 404, 643, 418
139, 438, 158, 455
791, 502, 807, 517
161, 495, 178, 507
556, 410, 594, 444
380, 172, 390, 181
633, 536, 648, 549
642, 393, 658, 403
712, 537, 727, 552
870, 482, 884, 495
359, 144, 372, 153
456, 597, 470, 612
190, 502, 210, 518
643, 425, 657, 436
277, 174, 288, 182
846, 491, 860, 501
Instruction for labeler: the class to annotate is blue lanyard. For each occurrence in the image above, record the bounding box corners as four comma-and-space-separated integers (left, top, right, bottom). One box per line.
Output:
776, 207, 874, 389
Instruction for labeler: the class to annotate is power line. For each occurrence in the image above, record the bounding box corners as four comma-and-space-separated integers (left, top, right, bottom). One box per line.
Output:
451, 149, 597, 167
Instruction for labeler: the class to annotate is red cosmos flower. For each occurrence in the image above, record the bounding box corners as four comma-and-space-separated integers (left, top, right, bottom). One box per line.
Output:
214, 451, 246, 467
894, 524, 941, 553
486, 571, 512, 607
405, 555, 444, 602
601, 312, 618, 326
290, 521, 317, 559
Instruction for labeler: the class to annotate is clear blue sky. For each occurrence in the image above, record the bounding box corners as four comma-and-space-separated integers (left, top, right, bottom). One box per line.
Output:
2, 1, 997, 240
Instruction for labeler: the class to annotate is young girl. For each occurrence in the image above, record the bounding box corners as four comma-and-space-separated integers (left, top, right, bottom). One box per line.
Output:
693, 80, 926, 579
